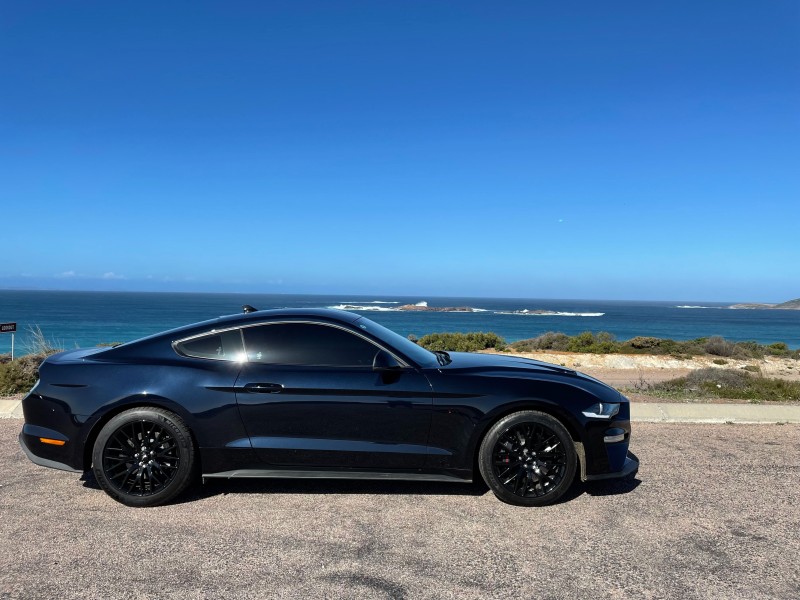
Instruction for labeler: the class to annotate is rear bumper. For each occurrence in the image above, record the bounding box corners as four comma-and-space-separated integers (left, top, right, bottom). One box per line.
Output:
19, 430, 83, 473
585, 451, 639, 482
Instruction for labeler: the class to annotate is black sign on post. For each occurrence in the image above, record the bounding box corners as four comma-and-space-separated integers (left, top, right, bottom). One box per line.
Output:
1, 322, 16, 360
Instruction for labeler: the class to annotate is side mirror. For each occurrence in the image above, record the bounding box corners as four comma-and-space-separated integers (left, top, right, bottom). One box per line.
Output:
373, 349, 402, 372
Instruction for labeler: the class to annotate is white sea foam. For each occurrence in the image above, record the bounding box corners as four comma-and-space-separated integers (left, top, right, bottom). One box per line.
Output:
675, 305, 721, 309
342, 300, 399, 304
415, 301, 428, 307
496, 310, 605, 317
328, 304, 397, 312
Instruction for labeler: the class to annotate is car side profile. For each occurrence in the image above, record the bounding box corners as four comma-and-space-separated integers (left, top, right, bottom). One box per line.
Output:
19, 308, 638, 507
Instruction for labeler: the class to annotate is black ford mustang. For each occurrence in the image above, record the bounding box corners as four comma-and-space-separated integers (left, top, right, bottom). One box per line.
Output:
19, 308, 638, 507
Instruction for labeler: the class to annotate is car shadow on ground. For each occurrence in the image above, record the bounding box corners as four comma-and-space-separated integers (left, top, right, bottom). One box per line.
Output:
581, 476, 641, 498
81, 470, 641, 504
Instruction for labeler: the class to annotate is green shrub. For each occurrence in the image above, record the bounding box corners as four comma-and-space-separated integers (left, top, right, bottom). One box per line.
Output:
730, 341, 764, 359
565, 331, 620, 354
767, 342, 791, 356
704, 336, 736, 357
0, 353, 50, 395
511, 332, 571, 352
417, 332, 507, 353
645, 368, 800, 402
713, 358, 728, 365
627, 336, 661, 349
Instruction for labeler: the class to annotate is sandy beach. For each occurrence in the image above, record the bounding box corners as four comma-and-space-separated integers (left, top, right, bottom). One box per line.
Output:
502, 350, 799, 383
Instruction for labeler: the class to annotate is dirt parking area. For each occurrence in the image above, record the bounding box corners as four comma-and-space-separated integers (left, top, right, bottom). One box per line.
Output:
1, 420, 798, 599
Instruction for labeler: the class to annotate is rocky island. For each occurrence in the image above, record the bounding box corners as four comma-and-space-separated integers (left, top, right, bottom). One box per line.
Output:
397, 301, 479, 312
728, 298, 800, 310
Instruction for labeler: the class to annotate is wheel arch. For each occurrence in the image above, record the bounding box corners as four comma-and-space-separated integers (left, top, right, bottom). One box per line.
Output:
81, 396, 199, 471
470, 400, 586, 484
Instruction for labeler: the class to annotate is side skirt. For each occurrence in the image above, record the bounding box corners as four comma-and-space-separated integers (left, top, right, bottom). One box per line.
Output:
202, 469, 472, 483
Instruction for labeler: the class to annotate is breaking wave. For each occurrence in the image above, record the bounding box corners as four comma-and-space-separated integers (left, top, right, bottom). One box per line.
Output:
496, 310, 605, 317
675, 305, 721, 309
329, 302, 489, 313
328, 304, 397, 312
342, 300, 399, 304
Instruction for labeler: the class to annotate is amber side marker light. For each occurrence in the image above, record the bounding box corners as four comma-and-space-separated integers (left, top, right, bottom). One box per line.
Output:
39, 438, 66, 446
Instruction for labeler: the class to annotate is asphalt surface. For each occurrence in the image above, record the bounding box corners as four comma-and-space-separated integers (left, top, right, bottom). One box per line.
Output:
1, 419, 798, 600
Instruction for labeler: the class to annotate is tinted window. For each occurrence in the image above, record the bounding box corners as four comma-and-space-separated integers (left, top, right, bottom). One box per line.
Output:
243, 323, 380, 367
175, 329, 244, 361
354, 316, 439, 368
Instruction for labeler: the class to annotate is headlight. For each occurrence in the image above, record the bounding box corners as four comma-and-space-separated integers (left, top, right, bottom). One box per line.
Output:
582, 402, 620, 419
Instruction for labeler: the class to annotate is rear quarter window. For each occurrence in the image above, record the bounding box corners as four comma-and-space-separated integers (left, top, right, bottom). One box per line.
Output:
174, 329, 244, 361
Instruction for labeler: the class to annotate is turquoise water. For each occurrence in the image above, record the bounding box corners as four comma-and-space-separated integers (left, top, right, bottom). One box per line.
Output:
1, 290, 799, 355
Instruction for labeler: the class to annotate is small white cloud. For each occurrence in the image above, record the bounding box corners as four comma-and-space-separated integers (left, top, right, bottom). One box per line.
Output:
56, 270, 76, 278
102, 272, 125, 280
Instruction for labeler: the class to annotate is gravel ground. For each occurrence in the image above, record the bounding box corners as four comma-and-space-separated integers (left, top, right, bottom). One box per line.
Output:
1, 419, 798, 600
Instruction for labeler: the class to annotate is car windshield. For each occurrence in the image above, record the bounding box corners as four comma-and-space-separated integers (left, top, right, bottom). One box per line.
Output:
354, 316, 439, 368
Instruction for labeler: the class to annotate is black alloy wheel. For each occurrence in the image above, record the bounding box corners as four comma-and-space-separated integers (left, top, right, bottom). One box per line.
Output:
92, 407, 196, 507
479, 410, 577, 507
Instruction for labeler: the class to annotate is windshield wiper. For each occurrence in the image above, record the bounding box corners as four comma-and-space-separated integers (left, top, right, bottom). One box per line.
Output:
433, 350, 452, 366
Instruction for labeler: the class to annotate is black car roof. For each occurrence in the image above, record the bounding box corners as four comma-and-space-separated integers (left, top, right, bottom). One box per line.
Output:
108, 308, 363, 354
214, 307, 362, 326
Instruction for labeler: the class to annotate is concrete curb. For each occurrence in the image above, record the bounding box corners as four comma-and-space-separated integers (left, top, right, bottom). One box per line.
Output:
0, 397, 23, 419
2, 398, 799, 423
630, 402, 800, 424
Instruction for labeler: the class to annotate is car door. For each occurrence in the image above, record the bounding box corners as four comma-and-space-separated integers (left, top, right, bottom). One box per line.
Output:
234, 321, 434, 469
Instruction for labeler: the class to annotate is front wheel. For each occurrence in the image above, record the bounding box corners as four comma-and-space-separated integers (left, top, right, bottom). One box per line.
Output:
92, 407, 196, 507
478, 410, 577, 507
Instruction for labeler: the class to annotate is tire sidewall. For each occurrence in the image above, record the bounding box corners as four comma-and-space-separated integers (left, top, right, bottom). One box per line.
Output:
479, 410, 577, 507
91, 407, 195, 507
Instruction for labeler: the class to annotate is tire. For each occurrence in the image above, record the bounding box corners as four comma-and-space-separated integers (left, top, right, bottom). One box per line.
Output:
478, 410, 577, 507
91, 407, 196, 507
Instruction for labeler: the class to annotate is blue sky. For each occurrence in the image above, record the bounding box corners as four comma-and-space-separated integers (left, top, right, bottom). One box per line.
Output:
1, 1, 798, 302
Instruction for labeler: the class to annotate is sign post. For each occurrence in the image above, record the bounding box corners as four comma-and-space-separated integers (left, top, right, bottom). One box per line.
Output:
1, 323, 16, 360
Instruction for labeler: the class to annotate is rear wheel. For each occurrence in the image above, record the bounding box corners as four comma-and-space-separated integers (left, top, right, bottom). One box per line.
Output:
478, 410, 577, 506
91, 407, 196, 507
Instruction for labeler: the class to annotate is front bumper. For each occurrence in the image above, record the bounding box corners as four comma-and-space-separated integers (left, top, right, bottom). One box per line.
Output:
585, 451, 639, 482
579, 399, 638, 480
18, 424, 83, 474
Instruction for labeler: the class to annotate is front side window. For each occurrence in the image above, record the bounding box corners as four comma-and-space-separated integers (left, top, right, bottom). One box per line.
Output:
242, 323, 380, 367
175, 329, 244, 361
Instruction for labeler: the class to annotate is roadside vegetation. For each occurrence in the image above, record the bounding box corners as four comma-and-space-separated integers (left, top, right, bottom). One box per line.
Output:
416, 332, 507, 352
626, 368, 800, 403
0, 326, 62, 395
509, 332, 800, 360
413, 330, 798, 359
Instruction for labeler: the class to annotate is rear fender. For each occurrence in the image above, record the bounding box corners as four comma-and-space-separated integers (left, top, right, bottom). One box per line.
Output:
80, 394, 196, 471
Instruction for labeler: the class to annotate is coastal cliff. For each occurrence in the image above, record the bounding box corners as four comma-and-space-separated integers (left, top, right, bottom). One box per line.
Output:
728, 298, 800, 310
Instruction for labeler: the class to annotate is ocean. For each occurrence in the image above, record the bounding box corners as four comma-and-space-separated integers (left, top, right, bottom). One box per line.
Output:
1, 290, 799, 355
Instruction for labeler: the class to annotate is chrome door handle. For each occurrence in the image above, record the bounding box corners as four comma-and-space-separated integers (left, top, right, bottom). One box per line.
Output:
243, 382, 284, 393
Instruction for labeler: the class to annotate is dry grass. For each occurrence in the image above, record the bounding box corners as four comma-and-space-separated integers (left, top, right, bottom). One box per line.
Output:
626, 367, 800, 403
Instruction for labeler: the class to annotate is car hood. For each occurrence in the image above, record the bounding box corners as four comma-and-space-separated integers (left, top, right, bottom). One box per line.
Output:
439, 351, 578, 376
436, 351, 620, 399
